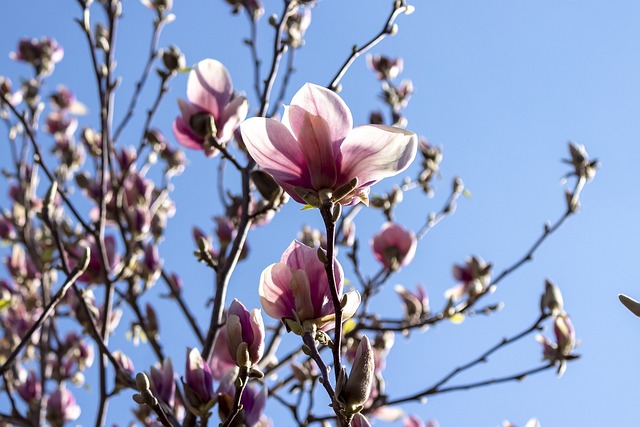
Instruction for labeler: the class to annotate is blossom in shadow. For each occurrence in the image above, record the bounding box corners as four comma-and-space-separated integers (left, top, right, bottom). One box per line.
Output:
241, 83, 417, 206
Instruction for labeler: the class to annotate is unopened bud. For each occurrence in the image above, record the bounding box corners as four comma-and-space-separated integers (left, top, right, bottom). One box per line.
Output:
388, 24, 399, 35
343, 336, 375, 414
136, 372, 151, 391
161, 45, 185, 73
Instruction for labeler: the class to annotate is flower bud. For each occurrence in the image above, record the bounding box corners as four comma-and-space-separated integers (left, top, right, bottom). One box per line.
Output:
161, 45, 185, 73
343, 336, 375, 414
541, 279, 564, 316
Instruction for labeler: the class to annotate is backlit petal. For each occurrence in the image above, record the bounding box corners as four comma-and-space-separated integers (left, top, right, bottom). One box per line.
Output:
338, 125, 417, 187
241, 118, 311, 189
187, 59, 232, 119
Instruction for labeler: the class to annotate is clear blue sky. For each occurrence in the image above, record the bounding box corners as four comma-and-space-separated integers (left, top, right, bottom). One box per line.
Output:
1, 1, 639, 426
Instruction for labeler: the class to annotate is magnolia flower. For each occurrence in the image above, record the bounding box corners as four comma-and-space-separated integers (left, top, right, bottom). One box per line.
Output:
184, 348, 215, 413
173, 59, 248, 156
217, 369, 270, 427
371, 222, 417, 271
17, 369, 41, 404
150, 357, 176, 408
209, 328, 236, 379
536, 314, 577, 376
225, 299, 265, 367
259, 240, 360, 333
241, 83, 417, 206
340, 335, 375, 414
352, 413, 373, 427
446, 255, 492, 301
46, 383, 81, 426
367, 54, 404, 80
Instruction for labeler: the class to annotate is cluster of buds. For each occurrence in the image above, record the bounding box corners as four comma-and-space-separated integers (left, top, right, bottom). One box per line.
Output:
10, 37, 64, 77
370, 185, 403, 221
417, 138, 443, 196
367, 54, 413, 126
146, 129, 187, 179
536, 282, 578, 377
46, 86, 87, 180
282, 5, 312, 48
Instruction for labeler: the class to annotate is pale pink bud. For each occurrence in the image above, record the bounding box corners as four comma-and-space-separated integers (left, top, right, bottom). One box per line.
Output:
173, 59, 248, 156
371, 222, 417, 271
225, 299, 265, 367
184, 348, 214, 408
343, 336, 375, 413
150, 358, 176, 408
46, 383, 81, 426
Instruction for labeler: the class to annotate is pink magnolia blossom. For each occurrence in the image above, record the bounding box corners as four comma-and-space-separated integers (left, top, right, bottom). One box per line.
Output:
225, 299, 265, 367
241, 83, 417, 206
46, 383, 81, 425
371, 222, 417, 271
150, 357, 176, 408
259, 240, 360, 333
173, 59, 248, 156
184, 348, 215, 412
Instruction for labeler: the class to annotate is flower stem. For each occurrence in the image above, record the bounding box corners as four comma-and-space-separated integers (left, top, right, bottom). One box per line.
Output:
319, 203, 343, 383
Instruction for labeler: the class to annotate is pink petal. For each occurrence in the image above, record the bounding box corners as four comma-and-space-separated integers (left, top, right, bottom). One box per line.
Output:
338, 125, 417, 187
173, 117, 203, 150
259, 263, 296, 320
287, 105, 337, 189
217, 95, 248, 144
241, 118, 311, 189
249, 309, 265, 362
287, 83, 352, 151
187, 59, 232, 119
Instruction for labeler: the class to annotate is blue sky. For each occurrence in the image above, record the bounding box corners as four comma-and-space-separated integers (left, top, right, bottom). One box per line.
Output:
1, 0, 639, 426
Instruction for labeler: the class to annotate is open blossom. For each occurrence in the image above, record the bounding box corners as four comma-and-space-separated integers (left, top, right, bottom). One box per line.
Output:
259, 240, 360, 333
173, 59, 248, 156
225, 299, 265, 367
371, 222, 417, 271
241, 83, 417, 206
